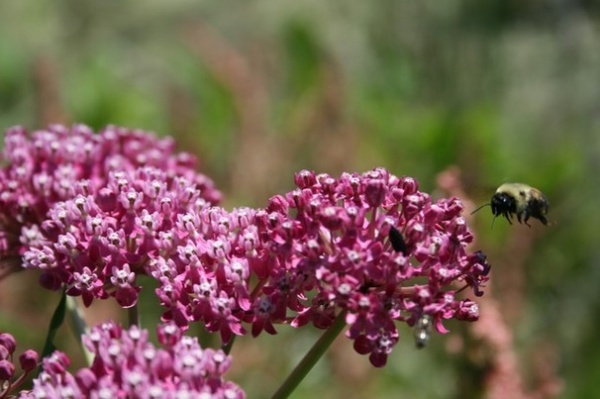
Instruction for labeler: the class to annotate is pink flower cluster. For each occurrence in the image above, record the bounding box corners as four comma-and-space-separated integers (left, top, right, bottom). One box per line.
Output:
18, 322, 244, 398
151, 168, 489, 366
0, 124, 221, 263
1, 125, 490, 367
0, 332, 39, 397
0, 124, 220, 306
21, 165, 220, 308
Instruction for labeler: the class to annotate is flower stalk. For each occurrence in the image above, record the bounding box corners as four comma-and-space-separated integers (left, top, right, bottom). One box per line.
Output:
65, 296, 93, 365
272, 310, 347, 399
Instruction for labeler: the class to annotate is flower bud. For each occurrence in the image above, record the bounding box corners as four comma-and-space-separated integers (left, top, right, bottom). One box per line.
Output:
0, 359, 15, 380
0, 333, 16, 355
19, 349, 39, 372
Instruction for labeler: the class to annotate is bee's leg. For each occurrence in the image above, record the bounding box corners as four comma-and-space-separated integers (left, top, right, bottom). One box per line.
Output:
520, 210, 532, 227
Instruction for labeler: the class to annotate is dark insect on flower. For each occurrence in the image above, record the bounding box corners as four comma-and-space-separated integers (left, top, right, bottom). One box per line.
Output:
414, 314, 432, 349
388, 226, 408, 255
471, 183, 549, 227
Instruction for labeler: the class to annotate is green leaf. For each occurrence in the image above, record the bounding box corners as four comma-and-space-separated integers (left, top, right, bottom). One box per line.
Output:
40, 291, 67, 362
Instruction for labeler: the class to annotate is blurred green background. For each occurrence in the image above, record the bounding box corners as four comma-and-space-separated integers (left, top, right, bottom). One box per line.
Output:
1, 1, 599, 398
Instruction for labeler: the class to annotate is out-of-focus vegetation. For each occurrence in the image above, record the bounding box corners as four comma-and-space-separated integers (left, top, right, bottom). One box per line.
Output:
1, 1, 599, 398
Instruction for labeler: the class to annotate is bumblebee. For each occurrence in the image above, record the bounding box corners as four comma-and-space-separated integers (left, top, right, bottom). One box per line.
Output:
472, 183, 549, 227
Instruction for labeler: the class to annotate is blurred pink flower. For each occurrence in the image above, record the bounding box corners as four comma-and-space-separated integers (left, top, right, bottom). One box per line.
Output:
18, 322, 244, 398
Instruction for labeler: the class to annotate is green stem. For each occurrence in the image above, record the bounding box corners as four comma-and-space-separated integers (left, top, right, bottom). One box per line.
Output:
222, 335, 236, 355
271, 310, 347, 399
128, 305, 139, 327
65, 296, 93, 365
40, 292, 67, 361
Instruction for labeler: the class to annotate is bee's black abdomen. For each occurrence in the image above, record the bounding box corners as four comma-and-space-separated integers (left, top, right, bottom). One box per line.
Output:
527, 197, 549, 225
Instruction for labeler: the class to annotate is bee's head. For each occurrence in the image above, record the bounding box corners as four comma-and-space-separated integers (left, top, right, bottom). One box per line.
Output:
490, 192, 517, 216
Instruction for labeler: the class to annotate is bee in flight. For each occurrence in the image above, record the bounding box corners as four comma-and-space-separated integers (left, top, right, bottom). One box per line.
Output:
472, 183, 549, 227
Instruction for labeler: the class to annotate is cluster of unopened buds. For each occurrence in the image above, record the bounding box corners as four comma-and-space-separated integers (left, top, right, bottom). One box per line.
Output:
0, 333, 39, 397
0, 124, 490, 396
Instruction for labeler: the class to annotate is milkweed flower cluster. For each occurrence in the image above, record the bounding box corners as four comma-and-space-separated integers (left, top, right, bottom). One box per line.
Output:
18, 322, 245, 399
249, 169, 489, 366
0, 332, 39, 397
0, 124, 221, 263
1, 125, 490, 368
0, 124, 220, 306
152, 168, 490, 366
